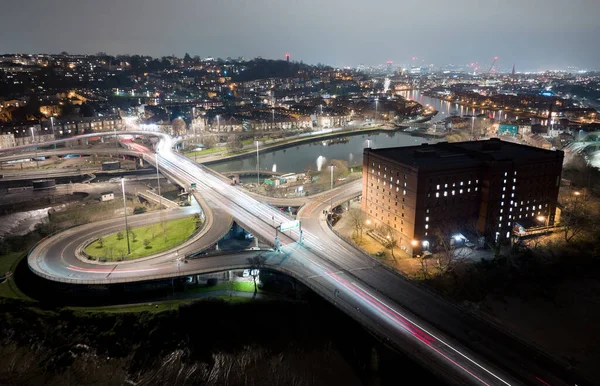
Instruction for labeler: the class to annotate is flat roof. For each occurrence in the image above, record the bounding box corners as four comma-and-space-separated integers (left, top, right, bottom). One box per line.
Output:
366, 138, 562, 170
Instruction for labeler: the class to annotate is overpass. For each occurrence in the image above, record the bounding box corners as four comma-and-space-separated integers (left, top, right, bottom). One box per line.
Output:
22, 131, 582, 385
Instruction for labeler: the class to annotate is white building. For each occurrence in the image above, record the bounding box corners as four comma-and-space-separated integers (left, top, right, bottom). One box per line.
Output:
100, 191, 115, 202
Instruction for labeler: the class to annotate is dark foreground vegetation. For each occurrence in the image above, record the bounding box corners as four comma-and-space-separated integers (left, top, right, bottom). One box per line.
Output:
0, 287, 444, 386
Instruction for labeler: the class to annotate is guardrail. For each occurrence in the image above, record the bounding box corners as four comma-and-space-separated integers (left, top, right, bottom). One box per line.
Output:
323, 200, 581, 385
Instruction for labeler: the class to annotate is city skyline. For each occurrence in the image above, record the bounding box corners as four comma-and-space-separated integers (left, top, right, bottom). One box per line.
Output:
1, 0, 599, 71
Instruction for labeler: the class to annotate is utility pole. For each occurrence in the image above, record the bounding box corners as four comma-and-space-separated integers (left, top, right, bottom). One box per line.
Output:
256, 140, 260, 192
121, 178, 131, 255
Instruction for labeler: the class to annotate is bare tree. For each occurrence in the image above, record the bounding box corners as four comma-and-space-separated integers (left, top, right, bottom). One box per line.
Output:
419, 255, 430, 279
330, 159, 349, 182
247, 254, 267, 297
226, 134, 242, 153
382, 224, 398, 260
172, 118, 187, 136
560, 194, 590, 243
431, 220, 471, 273
347, 208, 366, 240
202, 134, 218, 149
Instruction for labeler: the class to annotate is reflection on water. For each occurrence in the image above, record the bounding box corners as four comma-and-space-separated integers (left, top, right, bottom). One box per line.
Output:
397, 90, 527, 123
210, 131, 427, 175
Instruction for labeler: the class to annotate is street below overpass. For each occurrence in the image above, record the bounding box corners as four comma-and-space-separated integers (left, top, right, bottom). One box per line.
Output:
23, 132, 585, 385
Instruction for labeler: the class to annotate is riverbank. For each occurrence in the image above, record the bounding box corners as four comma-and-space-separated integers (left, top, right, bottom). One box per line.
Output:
422, 91, 549, 120
188, 117, 435, 166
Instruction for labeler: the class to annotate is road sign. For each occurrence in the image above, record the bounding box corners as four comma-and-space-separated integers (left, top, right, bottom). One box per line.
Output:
280, 220, 300, 232
191, 183, 196, 188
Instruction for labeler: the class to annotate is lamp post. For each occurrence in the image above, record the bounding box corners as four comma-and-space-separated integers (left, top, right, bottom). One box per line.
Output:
121, 178, 131, 255
216, 114, 220, 131
192, 107, 196, 143
256, 140, 260, 192
155, 152, 162, 208
329, 163, 334, 211
272, 108, 275, 130
50, 116, 55, 140
114, 125, 119, 157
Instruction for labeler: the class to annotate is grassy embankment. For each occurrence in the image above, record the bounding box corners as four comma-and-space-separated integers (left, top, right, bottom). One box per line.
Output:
84, 217, 197, 261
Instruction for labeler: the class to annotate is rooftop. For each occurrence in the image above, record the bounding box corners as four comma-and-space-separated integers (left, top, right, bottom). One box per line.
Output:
366, 138, 563, 170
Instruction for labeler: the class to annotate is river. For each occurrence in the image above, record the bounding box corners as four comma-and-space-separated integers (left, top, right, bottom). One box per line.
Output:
397, 90, 530, 123
209, 131, 428, 175
208, 91, 548, 176
0, 207, 51, 239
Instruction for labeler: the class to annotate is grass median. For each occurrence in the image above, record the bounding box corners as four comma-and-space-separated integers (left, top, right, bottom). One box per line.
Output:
84, 217, 197, 261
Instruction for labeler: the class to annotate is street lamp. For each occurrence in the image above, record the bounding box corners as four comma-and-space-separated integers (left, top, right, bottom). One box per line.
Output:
216, 114, 220, 130
155, 152, 162, 208
50, 116, 55, 139
471, 116, 475, 139
272, 108, 275, 130
192, 107, 196, 143
375, 98, 379, 121
256, 140, 260, 192
121, 178, 131, 255
329, 163, 334, 211
536, 215, 548, 227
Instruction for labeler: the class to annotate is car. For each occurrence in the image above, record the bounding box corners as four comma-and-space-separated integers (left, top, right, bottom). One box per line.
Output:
242, 269, 250, 277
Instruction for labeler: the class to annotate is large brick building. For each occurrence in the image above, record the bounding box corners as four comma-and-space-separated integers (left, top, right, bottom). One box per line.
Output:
362, 139, 563, 256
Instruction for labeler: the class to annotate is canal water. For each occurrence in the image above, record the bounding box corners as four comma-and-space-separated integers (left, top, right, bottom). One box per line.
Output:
209, 131, 428, 175
397, 90, 535, 123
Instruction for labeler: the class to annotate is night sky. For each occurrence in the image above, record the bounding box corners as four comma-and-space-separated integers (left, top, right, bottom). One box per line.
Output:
2, 0, 599, 70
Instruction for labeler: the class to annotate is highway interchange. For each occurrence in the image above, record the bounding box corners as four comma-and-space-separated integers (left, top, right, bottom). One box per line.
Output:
2, 131, 583, 385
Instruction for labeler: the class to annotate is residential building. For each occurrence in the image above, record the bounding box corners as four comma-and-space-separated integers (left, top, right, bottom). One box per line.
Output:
362, 139, 563, 256
0, 133, 16, 149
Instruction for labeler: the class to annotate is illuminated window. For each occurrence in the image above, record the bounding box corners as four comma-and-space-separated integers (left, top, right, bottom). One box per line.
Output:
425, 216, 429, 222
444, 183, 448, 188
504, 172, 508, 177
444, 191, 448, 197
436, 184, 440, 190
460, 189, 463, 194
436, 192, 439, 198
452, 190, 455, 195
425, 224, 429, 229
460, 181, 464, 186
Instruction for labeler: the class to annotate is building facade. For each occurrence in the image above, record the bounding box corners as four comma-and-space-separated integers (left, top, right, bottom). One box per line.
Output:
362, 139, 563, 256
0, 133, 16, 149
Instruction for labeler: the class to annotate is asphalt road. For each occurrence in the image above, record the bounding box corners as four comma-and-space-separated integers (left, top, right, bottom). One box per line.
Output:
24, 132, 585, 385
